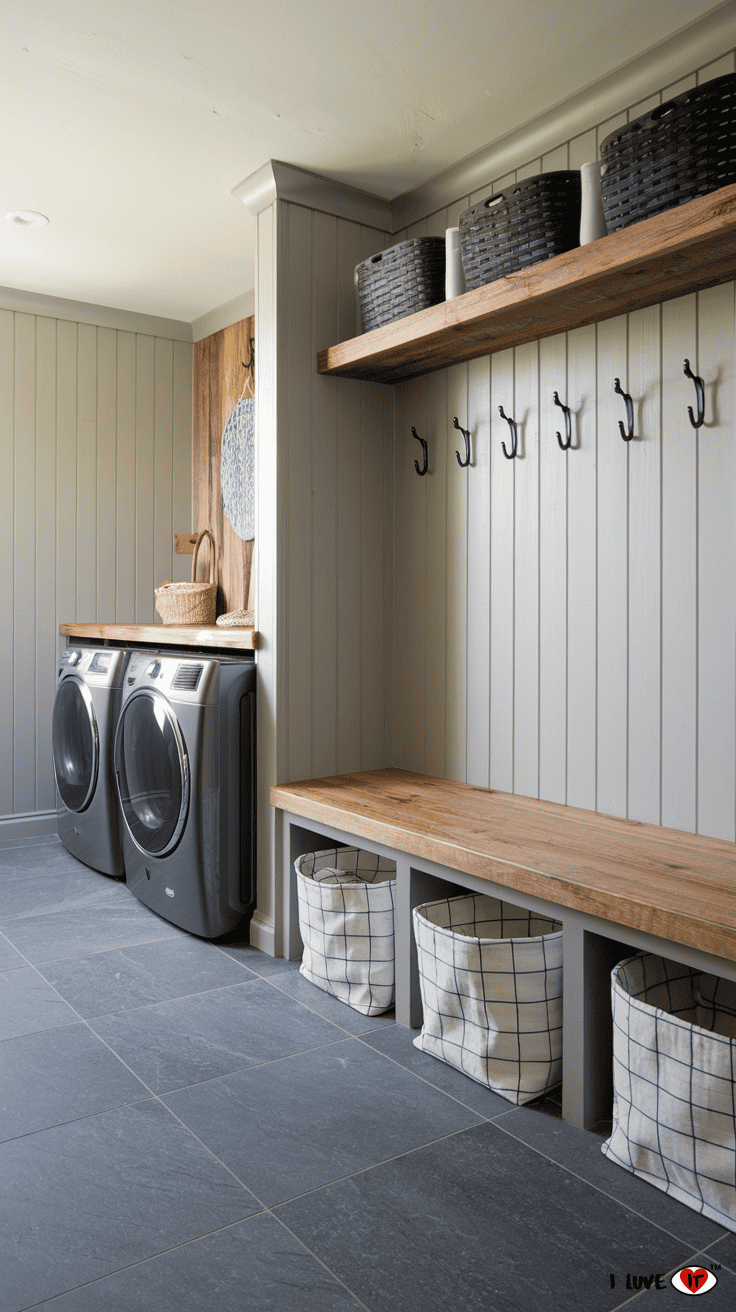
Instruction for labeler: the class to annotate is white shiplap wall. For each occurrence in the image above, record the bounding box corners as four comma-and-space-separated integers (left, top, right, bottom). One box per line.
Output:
390, 50, 736, 843
0, 310, 192, 831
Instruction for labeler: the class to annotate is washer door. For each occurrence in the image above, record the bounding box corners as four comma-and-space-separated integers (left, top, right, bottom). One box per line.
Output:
115, 690, 189, 856
52, 676, 99, 813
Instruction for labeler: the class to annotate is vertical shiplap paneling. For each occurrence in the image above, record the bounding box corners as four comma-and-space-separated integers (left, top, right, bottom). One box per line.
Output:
446, 362, 469, 781
0, 311, 14, 814
627, 304, 662, 824
513, 340, 540, 798
335, 223, 367, 775
97, 327, 117, 620
538, 332, 568, 804
76, 324, 97, 622
697, 281, 736, 840
391, 378, 409, 767
56, 320, 78, 643
14, 314, 37, 813
135, 336, 155, 623
172, 341, 193, 586
116, 332, 136, 620
35, 316, 57, 811
424, 362, 448, 778
489, 348, 515, 791
153, 337, 174, 603
284, 203, 315, 780
360, 364, 390, 770
596, 315, 629, 818
661, 295, 698, 833
566, 325, 597, 811
466, 353, 491, 787
311, 211, 339, 778
402, 371, 428, 771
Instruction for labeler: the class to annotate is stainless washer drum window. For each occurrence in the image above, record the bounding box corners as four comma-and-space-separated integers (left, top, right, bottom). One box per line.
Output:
115, 690, 190, 856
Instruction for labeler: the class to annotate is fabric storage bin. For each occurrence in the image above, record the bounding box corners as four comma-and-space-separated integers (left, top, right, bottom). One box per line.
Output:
295, 847, 396, 1016
412, 893, 563, 1105
602, 952, 736, 1233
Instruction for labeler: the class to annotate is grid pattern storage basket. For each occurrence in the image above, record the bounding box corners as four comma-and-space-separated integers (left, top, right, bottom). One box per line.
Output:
600, 72, 736, 232
295, 847, 397, 1016
412, 893, 563, 1105
356, 237, 445, 332
459, 171, 581, 290
602, 952, 736, 1233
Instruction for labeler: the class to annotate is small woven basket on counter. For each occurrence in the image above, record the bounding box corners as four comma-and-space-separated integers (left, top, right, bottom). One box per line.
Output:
600, 72, 736, 232
459, 171, 581, 290
155, 528, 217, 625
356, 236, 445, 332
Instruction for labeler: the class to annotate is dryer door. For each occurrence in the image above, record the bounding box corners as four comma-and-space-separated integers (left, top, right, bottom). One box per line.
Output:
115, 690, 189, 856
52, 676, 99, 812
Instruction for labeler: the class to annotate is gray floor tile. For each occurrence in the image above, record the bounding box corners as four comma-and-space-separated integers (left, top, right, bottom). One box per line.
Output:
0, 838, 88, 879
35, 1213, 363, 1311
622, 1254, 736, 1306
0, 933, 25, 972
0, 1023, 148, 1143
165, 1036, 484, 1206
0, 966, 79, 1041
276, 1121, 703, 1312
0, 1100, 260, 1311
0, 862, 123, 921
269, 966, 395, 1034
214, 941, 303, 977
90, 977, 347, 1093
40, 935, 258, 1018
706, 1229, 736, 1273
360, 1022, 524, 1117
0, 897, 181, 964
496, 1105, 730, 1247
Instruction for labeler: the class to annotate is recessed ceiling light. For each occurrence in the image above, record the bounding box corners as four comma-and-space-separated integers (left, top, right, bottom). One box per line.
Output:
6, 210, 49, 228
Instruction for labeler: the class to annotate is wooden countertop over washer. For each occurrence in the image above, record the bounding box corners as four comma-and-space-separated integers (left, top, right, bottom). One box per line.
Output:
271, 768, 736, 962
60, 622, 259, 651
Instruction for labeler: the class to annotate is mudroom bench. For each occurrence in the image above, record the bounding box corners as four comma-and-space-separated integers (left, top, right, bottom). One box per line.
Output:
269, 768, 736, 1130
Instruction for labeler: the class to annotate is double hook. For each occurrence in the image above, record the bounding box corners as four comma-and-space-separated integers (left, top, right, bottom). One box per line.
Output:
553, 392, 572, 450
453, 416, 471, 467
613, 378, 634, 441
241, 336, 255, 375
499, 406, 518, 459
684, 359, 705, 428
411, 427, 428, 476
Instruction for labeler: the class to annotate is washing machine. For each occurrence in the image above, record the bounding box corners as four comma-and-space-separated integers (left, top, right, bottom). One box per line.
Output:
52, 646, 129, 877
113, 651, 256, 938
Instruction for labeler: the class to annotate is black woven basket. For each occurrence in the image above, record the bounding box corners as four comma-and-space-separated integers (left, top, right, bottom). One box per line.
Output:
356, 237, 445, 332
459, 172, 581, 290
600, 72, 736, 232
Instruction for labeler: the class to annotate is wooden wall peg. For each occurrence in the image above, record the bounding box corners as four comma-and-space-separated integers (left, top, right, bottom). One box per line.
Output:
175, 533, 198, 555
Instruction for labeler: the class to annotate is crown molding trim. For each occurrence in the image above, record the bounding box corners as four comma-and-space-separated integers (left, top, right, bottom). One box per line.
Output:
232, 159, 392, 231
0, 285, 193, 340
191, 289, 255, 342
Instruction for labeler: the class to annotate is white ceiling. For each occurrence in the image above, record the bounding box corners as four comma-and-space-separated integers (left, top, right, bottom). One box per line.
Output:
0, 1, 724, 324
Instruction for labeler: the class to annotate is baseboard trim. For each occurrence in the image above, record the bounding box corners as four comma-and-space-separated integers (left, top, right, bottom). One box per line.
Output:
0, 810, 58, 841
248, 911, 276, 957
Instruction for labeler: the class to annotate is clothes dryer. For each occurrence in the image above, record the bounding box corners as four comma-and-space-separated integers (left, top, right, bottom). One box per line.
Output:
52, 646, 129, 876
114, 652, 256, 938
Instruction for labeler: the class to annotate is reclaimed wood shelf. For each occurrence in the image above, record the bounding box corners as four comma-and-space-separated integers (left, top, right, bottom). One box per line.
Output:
60, 622, 258, 651
317, 184, 736, 384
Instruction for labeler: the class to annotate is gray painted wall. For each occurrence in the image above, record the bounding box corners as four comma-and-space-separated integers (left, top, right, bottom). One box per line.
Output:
0, 308, 192, 835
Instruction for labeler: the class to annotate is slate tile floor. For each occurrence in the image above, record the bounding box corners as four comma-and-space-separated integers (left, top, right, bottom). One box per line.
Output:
2, 835, 736, 1310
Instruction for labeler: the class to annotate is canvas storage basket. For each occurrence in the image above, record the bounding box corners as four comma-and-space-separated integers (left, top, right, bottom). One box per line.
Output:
295, 847, 397, 1016
602, 952, 736, 1233
155, 528, 217, 625
412, 894, 563, 1105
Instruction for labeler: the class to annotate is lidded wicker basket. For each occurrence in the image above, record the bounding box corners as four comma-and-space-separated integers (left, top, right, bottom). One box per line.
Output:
155, 528, 217, 625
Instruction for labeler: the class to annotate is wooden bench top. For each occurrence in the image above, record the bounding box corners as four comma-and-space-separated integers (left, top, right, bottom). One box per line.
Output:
270, 769, 736, 963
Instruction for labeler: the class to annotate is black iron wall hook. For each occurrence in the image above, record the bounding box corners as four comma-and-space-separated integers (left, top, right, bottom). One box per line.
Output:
553, 391, 572, 450
242, 336, 255, 375
411, 426, 428, 476
499, 405, 518, 459
453, 416, 471, 467
683, 358, 705, 428
613, 378, 634, 441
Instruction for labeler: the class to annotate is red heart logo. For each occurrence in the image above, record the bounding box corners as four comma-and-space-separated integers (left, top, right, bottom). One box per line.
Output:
678, 1268, 709, 1292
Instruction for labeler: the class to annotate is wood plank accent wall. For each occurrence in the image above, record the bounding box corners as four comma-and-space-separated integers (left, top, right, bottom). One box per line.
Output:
193, 315, 255, 614
0, 310, 192, 826
390, 50, 736, 844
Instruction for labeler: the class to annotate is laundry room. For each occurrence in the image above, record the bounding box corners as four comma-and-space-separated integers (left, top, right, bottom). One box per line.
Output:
3, 4, 736, 1310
